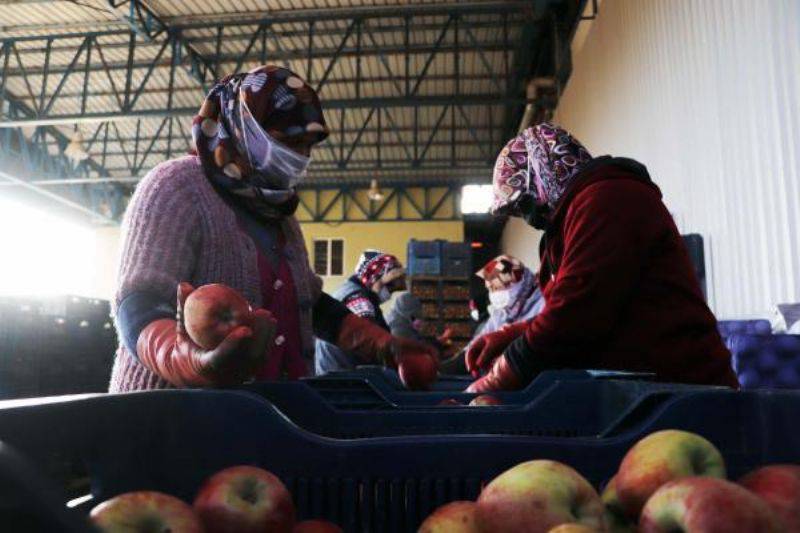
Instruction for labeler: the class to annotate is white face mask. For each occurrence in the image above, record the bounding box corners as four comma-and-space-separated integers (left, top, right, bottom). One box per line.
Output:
488, 289, 511, 309
239, 99, 311, 189
377, 286, 392, 304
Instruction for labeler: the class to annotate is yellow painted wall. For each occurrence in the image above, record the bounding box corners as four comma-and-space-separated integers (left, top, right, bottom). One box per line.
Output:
301, 220, 464, 292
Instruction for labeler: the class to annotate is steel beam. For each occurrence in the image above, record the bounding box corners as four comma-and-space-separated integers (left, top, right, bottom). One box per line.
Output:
0, 169, 117, 224
0, 96, 532, 127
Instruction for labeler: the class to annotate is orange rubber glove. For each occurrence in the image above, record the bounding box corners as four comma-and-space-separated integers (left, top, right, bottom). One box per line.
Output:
465, 320, 530, 376
465, 354, 522, 393
336, 313, 440, 389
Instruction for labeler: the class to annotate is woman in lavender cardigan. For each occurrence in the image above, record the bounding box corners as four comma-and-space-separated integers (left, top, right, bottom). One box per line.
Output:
110, 66, 437, 392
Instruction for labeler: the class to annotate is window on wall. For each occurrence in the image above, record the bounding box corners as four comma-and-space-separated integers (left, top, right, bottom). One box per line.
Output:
313, 239, 344, 276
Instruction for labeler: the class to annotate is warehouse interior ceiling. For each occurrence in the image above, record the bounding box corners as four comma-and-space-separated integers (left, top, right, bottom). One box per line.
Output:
0, 0, 586, 224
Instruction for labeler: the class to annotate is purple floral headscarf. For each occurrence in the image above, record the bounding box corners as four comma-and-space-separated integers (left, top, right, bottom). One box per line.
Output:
491, 122, 592, 214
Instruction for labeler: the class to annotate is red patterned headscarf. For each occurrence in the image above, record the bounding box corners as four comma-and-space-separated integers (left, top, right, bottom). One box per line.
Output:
355, 250, 405, 288
491, 122, 592, 215
192, 65, 329, 219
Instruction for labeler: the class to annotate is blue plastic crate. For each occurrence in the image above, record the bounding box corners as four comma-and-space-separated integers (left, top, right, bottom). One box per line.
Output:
240, 378, 715, 439
407, 240, 442, 276
718, 319, 772, 340
296, 369, 664, 409
729, 334, 800, 389
0, 388, 798, 532
440, 242, 472, 278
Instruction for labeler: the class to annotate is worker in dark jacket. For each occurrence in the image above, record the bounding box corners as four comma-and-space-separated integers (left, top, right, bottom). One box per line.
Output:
315, 250, 407, 374
466, 123, 739, 392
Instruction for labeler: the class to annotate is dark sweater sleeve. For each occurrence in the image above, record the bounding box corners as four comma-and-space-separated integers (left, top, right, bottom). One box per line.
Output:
312, 292, 352, 343
519, 182, 649, 370
115, 291, 176, 359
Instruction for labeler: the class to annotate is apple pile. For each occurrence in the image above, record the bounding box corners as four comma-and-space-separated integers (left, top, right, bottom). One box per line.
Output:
419, 429, 800, 532
89, 465, 342, 533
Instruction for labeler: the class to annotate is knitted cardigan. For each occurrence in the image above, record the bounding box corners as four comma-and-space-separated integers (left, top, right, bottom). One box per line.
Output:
108, 155, 322, 392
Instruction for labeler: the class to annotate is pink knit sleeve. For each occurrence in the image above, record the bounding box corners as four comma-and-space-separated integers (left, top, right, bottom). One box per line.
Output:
113, 159, 202, 312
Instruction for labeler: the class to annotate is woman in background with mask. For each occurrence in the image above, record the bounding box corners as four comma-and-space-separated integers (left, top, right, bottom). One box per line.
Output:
110, 66, 436, 391
466, 122, 738, 392
315, 250, 408, 374
473, 255, 544, 339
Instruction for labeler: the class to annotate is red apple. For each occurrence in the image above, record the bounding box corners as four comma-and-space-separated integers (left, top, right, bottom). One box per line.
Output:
740, 464, 800, 532
615, 429, 725, 519
184, 284, 252, 350
438, 398, 463, 406
468, 394, 503, 406
640, 476, 781, 533
548, 524, 599, 533
293, 519, 343, 533
601, 475, 636, 533
193, 465, 294, 533
419, 501, 480, 533
476, 460, 606, 533
398, 354, 438, 390
90, 491, 203, 533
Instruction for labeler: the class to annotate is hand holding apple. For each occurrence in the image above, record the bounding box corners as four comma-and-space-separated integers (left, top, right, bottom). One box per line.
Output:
179, 283, 276, 384
193, 465, 294, 533
184, 283, 253, 350
90, 491, 204, 533
615, 429, 725, 519
739, 464, 800, 532
392, 337, 439, 390
639, 477, 780, 533
476, 460, 606, 533
419, 501, 481, 532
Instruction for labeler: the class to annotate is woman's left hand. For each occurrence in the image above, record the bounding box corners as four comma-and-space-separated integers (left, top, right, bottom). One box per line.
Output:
465, 354, 522, 393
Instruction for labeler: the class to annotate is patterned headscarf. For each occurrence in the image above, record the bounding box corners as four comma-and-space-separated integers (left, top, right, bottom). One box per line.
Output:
476, 254, 525, 289
355, 250, 405, 288
192, 65, 329, 219
476, 254, 539, 322
491, 122, 592, 215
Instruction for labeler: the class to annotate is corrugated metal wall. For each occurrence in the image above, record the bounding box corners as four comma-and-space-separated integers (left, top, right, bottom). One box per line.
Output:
554, 0, 800, 319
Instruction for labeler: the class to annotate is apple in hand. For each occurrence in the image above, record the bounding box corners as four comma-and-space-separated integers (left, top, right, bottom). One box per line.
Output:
739, 464, 800, 532
90, 491, 203, 533
419, 501, 480, 532
476, 460, 606, 533
601, 475, 636, 533
293, 519, 343, 533
184, 283, 252, 350
615, 429, 725, 519
469, 394, 503, 406
194, 466, 295, 533
398, 354, 438, 390
640, 476, 780, 533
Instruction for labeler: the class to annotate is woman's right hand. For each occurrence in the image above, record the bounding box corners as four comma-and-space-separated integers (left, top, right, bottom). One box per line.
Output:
176, 283, 276, 385
136, 283, 276, 388
465, 321, 530, 376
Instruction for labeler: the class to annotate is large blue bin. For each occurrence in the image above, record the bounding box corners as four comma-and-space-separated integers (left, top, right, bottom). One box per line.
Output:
0, 388, 798, 532
297, 369, 662, 409
717, 319, 771, 340
240, 378, 715, 438
729, 334, 800, 389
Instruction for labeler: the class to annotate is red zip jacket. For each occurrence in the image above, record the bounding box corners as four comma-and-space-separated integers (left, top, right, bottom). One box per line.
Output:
514, 157, 738, 387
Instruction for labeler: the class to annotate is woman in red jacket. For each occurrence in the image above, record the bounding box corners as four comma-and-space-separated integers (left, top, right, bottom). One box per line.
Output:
466, 123, 738, 392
